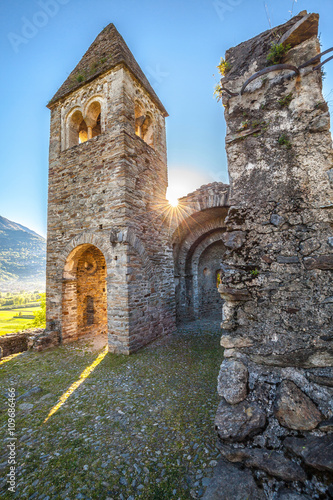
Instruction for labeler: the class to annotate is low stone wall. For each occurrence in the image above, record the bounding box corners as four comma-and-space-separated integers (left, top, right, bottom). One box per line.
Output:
0, 329, 60, 358
0, 332, 28, 358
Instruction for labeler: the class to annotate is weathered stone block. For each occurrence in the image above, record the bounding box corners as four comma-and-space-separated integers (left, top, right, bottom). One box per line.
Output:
218, 444, 306, 482
215, 399, 266, 442
220, 334, 253, 348
304, 255, 333, 270
219, 286, 251, 302
217, 359, 248, 404
279, 12, 319, 48
221, 231, 246, 250
284, 434, 333, 473
202, 458, 264, 500
274, 380, 322, 430
308, 112, 331, 133
299, 238, 321, 256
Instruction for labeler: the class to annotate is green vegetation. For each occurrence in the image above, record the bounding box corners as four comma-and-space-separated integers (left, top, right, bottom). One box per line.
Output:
266, 42, 291, 65
278, 93, 293, 107
32, 293, 46, 327
213, 83, 222, 100
76, 74, 85, 83
278, 133, 292, 149
0, 291, 43, 335
250, 269, 259, 277
0, 306, 41, 335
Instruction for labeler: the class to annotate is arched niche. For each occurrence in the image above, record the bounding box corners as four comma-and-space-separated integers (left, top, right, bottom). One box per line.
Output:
62, 244, 107, 341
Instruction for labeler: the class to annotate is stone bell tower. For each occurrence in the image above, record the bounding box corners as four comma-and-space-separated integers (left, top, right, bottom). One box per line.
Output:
46, 24, 176, 354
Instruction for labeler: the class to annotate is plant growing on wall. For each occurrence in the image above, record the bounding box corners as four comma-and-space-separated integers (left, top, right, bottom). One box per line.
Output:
267, 42, 291, 65
278, 133, 292, 149
217, 57, 231, 76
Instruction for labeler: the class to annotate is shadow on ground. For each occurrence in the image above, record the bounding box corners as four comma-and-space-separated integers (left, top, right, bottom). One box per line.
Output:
0, 320, 222, 500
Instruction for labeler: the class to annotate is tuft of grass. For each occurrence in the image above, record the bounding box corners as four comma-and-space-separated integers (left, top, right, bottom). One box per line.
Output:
278, 133, 292, 149
76, 74, 84, 83
278, 93, 293, 107
250, 269, 259, 277
267, 42, 291, 65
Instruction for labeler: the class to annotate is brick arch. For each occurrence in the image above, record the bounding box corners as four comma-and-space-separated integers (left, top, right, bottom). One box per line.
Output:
175, 219, 227, 276
171, 183, 230, 236
189, 230, 227, 319
59, 231, 112, 277
175, 224, 227, 322
190, 230, 227, 271
61, 242, 108, 343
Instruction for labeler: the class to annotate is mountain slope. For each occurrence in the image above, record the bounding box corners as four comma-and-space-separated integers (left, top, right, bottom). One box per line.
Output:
0, 216, 46, 285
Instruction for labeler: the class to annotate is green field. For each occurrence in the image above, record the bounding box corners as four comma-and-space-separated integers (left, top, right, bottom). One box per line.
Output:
0, 306, 41, 335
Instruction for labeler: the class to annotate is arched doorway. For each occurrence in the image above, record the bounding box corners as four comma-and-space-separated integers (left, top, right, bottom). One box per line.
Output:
197, 241, 226, 319
62, 244, 107, 342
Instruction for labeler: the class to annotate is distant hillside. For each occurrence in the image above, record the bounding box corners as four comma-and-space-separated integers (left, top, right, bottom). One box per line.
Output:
0, 216, 46, 289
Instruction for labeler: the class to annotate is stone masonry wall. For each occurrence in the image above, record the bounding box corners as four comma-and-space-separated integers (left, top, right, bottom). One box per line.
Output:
46, 55, 175, 353
208, 12, 333, 500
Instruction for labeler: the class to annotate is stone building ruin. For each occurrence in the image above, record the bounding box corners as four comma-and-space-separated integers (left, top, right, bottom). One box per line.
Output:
46, 24, 229, 354
45, 12, 332, 498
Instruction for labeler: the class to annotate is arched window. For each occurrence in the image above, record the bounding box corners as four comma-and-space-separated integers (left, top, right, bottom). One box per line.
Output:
134, 103, 154, 148
66, 100, 103, 149
85, 296, 94, 326
86, 100, 102, 139
135, 102, 145, 138
79, 119, 88, 143
142, 113, 154, 147
67, 110, 88, 148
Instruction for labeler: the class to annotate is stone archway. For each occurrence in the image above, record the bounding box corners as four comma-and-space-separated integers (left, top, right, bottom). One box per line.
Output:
62, 244, 107, 342
182, 231, 227, 321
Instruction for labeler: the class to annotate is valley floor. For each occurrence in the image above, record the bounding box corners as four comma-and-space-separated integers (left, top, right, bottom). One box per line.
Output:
0, 306, 41, 336
0, 320, 222, 499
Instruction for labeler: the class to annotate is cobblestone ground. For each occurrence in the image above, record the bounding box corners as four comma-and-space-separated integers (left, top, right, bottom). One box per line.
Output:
0, 320, 223, 500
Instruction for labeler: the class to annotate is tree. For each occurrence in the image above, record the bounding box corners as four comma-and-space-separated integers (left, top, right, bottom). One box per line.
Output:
33, 293, 46, 328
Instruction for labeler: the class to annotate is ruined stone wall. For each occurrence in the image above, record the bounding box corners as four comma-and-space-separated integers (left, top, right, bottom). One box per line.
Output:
208, 12, 333, 499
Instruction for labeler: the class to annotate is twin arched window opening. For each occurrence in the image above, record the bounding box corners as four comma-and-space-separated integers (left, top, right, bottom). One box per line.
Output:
135, 103, 154, 148
67, 100, 102, 149
66, 99, 155, 149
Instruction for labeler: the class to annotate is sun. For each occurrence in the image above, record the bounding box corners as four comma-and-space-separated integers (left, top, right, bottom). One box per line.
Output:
168, 197, 179, 208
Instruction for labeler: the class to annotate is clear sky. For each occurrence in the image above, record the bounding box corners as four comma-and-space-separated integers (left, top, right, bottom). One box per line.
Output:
0, 0, 332, 236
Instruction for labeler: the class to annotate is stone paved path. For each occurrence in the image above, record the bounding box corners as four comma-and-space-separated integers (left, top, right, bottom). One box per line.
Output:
0, 320, 222, 499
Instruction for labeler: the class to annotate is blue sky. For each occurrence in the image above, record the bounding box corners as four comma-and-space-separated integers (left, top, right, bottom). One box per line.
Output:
0, 0, 332, 236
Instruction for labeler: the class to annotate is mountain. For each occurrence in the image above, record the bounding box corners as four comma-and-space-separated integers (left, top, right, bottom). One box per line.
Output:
0, 216, 46, 290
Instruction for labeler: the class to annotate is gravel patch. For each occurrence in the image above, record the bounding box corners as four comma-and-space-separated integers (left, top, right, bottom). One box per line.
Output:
0, 320, 222, 499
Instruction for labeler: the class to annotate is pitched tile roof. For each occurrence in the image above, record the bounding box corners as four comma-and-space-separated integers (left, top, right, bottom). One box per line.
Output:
48, 24, 167, 116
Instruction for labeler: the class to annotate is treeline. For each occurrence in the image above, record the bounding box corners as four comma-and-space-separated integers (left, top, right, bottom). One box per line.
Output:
0, 291, 42, 309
